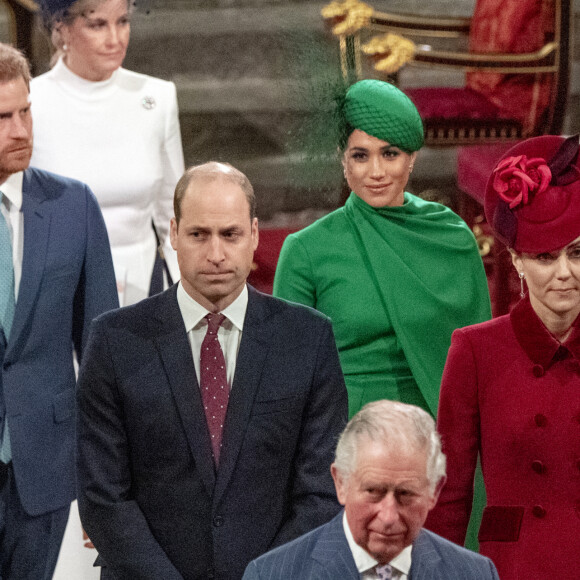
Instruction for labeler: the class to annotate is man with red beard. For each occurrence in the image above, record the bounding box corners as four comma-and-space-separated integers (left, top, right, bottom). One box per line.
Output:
0, 43, 117, 579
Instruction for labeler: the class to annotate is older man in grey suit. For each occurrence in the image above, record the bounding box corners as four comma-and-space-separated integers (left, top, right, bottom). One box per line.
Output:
243, 400, 500, 580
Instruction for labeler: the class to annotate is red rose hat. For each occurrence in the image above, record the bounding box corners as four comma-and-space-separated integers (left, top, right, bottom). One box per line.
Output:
484, 135, 580, 253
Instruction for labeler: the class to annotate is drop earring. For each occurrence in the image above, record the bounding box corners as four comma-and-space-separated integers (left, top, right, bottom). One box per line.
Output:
519, 272, 526, 299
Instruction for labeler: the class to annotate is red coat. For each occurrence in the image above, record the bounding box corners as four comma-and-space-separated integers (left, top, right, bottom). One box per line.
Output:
426, 297, 580, 580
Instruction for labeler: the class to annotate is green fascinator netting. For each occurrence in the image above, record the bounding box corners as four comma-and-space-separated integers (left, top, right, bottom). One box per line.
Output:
343, 79, 424, 152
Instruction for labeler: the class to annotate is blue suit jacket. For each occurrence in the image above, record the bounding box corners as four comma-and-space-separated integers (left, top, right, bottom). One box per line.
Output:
0, 167, 118, 516
242, 511, 500, 580
76, 285, 348, 580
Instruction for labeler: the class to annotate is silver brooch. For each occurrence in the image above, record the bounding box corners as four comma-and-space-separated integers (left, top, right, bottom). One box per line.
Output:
142, 96, 156, 110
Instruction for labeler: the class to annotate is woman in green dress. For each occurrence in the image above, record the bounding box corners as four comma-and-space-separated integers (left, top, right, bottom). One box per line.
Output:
273, 79, 491, 419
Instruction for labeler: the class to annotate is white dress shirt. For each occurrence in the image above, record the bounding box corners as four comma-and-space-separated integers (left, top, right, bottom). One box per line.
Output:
0, 171, 24, 300
343, 511, 412, 580
176, 283, 248, 387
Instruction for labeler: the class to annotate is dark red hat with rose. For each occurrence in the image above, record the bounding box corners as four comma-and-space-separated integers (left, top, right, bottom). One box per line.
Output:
484, 134, 580, 253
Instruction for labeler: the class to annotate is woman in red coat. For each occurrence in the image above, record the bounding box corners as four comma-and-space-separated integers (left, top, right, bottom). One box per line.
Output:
426, 135, 580, 579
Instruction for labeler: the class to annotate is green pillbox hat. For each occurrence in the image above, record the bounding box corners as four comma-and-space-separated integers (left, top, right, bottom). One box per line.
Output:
344, 79, 424, 152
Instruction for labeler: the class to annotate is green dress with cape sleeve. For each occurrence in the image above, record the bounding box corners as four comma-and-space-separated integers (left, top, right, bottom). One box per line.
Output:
274, 192, 491, 552
273, 192, 492, 418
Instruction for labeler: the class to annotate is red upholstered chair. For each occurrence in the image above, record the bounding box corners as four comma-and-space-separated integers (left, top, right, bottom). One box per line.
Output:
247, 228, 298, 295
323, 0, 571, 147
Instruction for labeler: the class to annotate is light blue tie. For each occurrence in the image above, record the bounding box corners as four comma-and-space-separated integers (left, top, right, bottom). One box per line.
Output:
0, 191, 15, 462
376, 564, 394, 579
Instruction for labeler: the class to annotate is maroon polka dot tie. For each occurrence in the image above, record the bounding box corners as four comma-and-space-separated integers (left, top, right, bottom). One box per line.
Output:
200, 313, 229, 465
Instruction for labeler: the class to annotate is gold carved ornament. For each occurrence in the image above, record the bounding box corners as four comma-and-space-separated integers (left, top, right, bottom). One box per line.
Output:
472, 216, 494, 257
321, 0, 374, 36
362, 33, 416, 74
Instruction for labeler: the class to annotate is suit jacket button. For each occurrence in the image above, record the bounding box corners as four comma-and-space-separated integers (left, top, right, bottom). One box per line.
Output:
213, 515, 224, 527
532, 505, 546, 518
534, 413, 547, 427
532, 364, 544, 377
531, 460, 546, 474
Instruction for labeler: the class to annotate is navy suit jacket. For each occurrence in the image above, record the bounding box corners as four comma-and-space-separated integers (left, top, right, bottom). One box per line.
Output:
77, 284, 348, 580
242, 511, 500, 580
0, 167, 118, 516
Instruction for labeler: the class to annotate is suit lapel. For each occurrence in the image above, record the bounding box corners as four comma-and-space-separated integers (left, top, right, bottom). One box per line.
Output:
409, 530, 442, 580
153, 287, 216, 495
8, 170, 50, 359
212, 287, 275, 505
311, 512, 359, 579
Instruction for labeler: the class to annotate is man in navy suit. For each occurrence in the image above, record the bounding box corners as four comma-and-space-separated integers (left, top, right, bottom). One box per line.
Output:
0, 43, 118, 579
243, 400, 500, 580
77, 161, 348, 579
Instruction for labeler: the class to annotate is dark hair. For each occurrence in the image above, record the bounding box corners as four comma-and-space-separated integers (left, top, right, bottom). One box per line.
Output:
0, 43, 31, 89
338, 122, 355, 151
173, 162, 256, 223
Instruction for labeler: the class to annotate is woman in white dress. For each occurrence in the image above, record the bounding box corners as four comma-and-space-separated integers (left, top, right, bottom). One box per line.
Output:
32, 0, 184, 306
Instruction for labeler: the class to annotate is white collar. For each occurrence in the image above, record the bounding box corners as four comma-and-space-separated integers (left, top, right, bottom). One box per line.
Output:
49, 56, 120, 100
176, 282, 248, 333
0, 172, 23, 210
342, 511, 413, 576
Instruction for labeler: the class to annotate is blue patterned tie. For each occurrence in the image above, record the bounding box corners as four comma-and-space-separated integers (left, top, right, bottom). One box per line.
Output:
376, 564, 393, 579
0, 191, 15, 462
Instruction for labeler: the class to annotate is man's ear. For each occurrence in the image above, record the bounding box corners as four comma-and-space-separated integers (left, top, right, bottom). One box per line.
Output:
170, 217, 178, 251
330, 464, 347, 507
251, 217, 259, 251
429, 476, 447, 509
